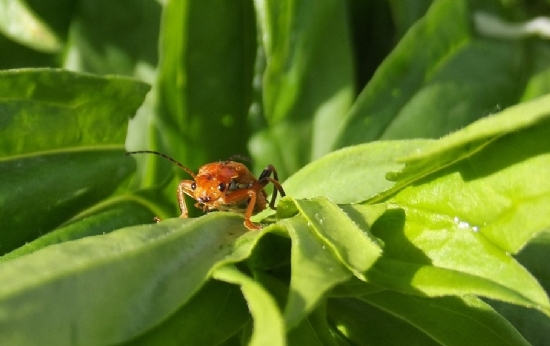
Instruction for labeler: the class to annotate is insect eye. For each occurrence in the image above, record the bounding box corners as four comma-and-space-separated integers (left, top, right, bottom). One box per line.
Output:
191, 182, 197, 190
218, 183, 226, 192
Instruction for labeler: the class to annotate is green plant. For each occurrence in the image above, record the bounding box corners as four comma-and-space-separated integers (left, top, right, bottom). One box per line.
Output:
1, 0, 550, 345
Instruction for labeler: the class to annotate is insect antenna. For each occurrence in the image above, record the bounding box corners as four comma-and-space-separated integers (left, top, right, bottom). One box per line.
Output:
126, 150, 196, 178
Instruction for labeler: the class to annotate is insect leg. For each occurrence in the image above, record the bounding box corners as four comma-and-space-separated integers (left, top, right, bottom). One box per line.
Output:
177, 182, 190, 218
258, 164, 286, 209
244, 190, 261, 230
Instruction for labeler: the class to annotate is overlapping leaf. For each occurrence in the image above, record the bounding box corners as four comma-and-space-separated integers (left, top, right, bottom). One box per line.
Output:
213, 265, 285, 346
125, 280, 250, 346
328, 294, 531, 346
385, 93, 550, 189
0, 215, 255, 345
282, 140, 432, 203
340, 100, 550, 325
0, 69, 150, 253
0, 199, 155, 262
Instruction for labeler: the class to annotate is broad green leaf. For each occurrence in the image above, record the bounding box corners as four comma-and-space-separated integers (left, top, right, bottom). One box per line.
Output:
291, 197, 382, 279
249, 0, 354, 178
390, 120, 550, 254
0, 69, 150, 253
334, 0, 523, 148
282, 216, 351, 329
0, 198, 155, 262
367, 207, 550, 316
0, 0, 62, 52
282, 140, 432, 204
0, 68, 150, 156
125, 280, 249, 346
360, 292, 530, 346
0, 214, 253, 345
0, 150, 135, 254
328, 297, 439, 346
213, 265, 285, 346
387, 92, 550, 186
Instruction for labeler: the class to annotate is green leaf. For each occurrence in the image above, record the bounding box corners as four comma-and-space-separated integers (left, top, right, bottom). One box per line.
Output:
0, 198, 155, 262
282, 216, 351, 329
291, 197, 382, 279
0, 68, 150, 156
367, 207, 550, 316
282, 140, 432, 203
330, 293, 531, 346
361, 293, 531, 346
328, 297, 439, 346
249, 0, 354, 178
390, 121, 550, 254
0, 150, 136, 254
0, 0, 62, 52
0, 69, 150, 253
0, 214, 252, 345
387, 93, 550, 186
213, 265, 285, 346
125, 280, 250, 346
334, 0, 523, 147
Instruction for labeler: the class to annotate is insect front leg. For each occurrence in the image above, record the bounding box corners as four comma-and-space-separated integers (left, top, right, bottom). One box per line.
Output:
258, 164, 286, 209
177, 180, 196, 218
220, 187, 263, 230
244, 189, 261, 230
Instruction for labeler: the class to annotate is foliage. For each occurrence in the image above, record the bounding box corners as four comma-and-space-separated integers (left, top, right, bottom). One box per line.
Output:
1, 0, 550, 345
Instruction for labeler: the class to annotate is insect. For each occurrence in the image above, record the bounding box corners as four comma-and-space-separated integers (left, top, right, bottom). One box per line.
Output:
126, 151, 286, 230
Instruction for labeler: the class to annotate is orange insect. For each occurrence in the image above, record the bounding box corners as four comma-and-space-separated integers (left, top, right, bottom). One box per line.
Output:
126, 151, 286, 230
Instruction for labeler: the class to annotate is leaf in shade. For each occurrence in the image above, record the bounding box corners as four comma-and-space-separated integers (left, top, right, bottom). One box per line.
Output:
213, 264, 286, 346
